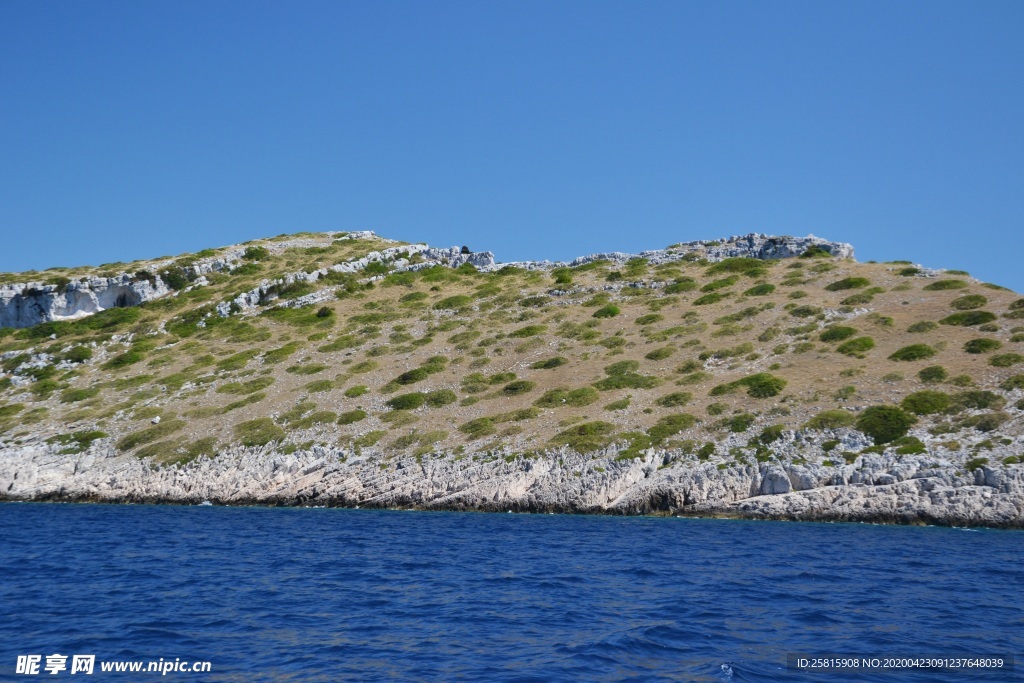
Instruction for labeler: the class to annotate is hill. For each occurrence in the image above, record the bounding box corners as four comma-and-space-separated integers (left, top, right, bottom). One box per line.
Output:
1, 230, 1022, 526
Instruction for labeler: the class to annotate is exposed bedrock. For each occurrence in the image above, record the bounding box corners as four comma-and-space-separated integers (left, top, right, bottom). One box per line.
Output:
2, 444, 1020, 528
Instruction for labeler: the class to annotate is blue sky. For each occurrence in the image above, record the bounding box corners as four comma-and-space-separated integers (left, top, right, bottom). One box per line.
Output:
1, 1, 1022, 291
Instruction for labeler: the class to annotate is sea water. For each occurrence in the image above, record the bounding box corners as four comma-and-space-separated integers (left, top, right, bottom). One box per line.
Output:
1, 503, 1020, 682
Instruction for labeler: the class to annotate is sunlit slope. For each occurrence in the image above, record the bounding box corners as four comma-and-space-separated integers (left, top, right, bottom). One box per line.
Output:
1, 231, 1022, 470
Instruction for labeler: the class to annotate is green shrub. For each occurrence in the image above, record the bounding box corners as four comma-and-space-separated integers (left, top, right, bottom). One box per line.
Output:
343, 385, 368, 398
531, 357, 568, 370
965, 457, 989, 472
701, 276, 739, 292
510, 325, 547, 338
592, 304, 620, 318
460, 418, 496, 439
386, 393, 426, 410
655, 392, 692, 407
940, 311, 997, 326
549, 421, 616, 453
893, 436, 927, 455
664, 280, 698, 294
951, 390, 1005, 411
907, 321, 938, 333
519, 295, 549, 308
635, 314, 664, 326
286, 363, 327, 375
593, 361, 660, 390
305, 379, 334, 393
789, 305, 822, 318
425, 389, 458, 407
950, 294, 987, 310
353, 430, 386, 448
990, 353, 1024, 368
743, 283, 775, 296
63, 346, 93, 363
758, 424, 786, 444
217, 377, 275, 395
649, 414, 698, 442
901, 390, 951, 415
117, 419, 186, 451
59, 387, 100, 403
46, 430, 108, 454
999, 375, 1024, 391
836, 337, 875, 358
804, 410, 856, 430
243, 246, 268, 261
924, 279, 968, 291
498, 380, 533, 396
964, 338, 1001, 354
234, 418, 285, 447
918, 366, 948, 383
855, 406, 916, 444
819, 326, 856, 342
725, 413, 756, 432
644, 347, 675, 361
604, 397, 630, 411
263, 342, 302, 364
535, 387, 600, 408
692, 293, 725, 306
337, 409, 367, 425
710, 373, 786, 398
706, 257, 767, 276
959, 412, 1010, 433
889, 344, 937, 362
433, 295, 473, 310
395, 367, 429, 385
825, 277, 870, 291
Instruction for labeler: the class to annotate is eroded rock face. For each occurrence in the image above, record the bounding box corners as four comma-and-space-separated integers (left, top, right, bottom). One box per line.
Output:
1, 443, 1021, 528
0, 276, 170, 329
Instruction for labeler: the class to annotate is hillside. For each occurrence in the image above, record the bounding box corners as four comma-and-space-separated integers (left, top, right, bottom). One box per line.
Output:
1, 230, 1023, 525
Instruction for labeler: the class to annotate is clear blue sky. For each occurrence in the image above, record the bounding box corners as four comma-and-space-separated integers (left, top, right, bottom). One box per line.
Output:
2, 1, 1022, 291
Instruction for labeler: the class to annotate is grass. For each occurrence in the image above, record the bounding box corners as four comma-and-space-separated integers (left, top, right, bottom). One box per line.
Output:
235, 418, 285, 447
535, 387, 599, 408
117, 419, 186, 451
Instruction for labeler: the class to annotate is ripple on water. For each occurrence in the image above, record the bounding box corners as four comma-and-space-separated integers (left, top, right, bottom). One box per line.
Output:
0, 506, 1021, 683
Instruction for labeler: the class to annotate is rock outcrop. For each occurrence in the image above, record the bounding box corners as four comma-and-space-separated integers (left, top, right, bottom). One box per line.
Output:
2, 442, 1021, 528
0, 231, 850, 329
0, 276, 169, 329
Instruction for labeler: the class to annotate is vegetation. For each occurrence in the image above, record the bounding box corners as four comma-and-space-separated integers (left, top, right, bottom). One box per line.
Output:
888, 344, 936, 362
855, 406, 916, 444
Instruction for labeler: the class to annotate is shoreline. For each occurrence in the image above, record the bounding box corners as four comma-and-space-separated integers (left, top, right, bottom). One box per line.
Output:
3, 441, 1022, 530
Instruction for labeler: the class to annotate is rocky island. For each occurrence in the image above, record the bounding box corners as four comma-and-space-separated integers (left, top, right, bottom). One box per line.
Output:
1, 231, 1022, 527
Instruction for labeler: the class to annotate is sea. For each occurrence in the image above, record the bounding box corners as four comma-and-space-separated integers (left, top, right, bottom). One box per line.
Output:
0, 503, 1020, 682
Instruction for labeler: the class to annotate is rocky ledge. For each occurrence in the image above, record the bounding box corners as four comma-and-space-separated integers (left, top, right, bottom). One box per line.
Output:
2, 443, 1021, 528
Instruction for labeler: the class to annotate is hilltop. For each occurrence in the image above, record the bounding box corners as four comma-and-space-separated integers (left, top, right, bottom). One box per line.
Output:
1, 230, 1022, 526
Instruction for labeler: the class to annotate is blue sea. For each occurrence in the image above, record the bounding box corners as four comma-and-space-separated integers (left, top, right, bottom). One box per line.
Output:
0, 504, 1020, 682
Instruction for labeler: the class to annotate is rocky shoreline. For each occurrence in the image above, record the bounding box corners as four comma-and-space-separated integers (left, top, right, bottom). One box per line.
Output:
3, 443, 1021, 529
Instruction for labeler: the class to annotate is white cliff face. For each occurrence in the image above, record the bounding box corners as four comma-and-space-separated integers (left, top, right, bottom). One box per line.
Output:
1, 441, 1021, 527
0, 275, 170, 329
